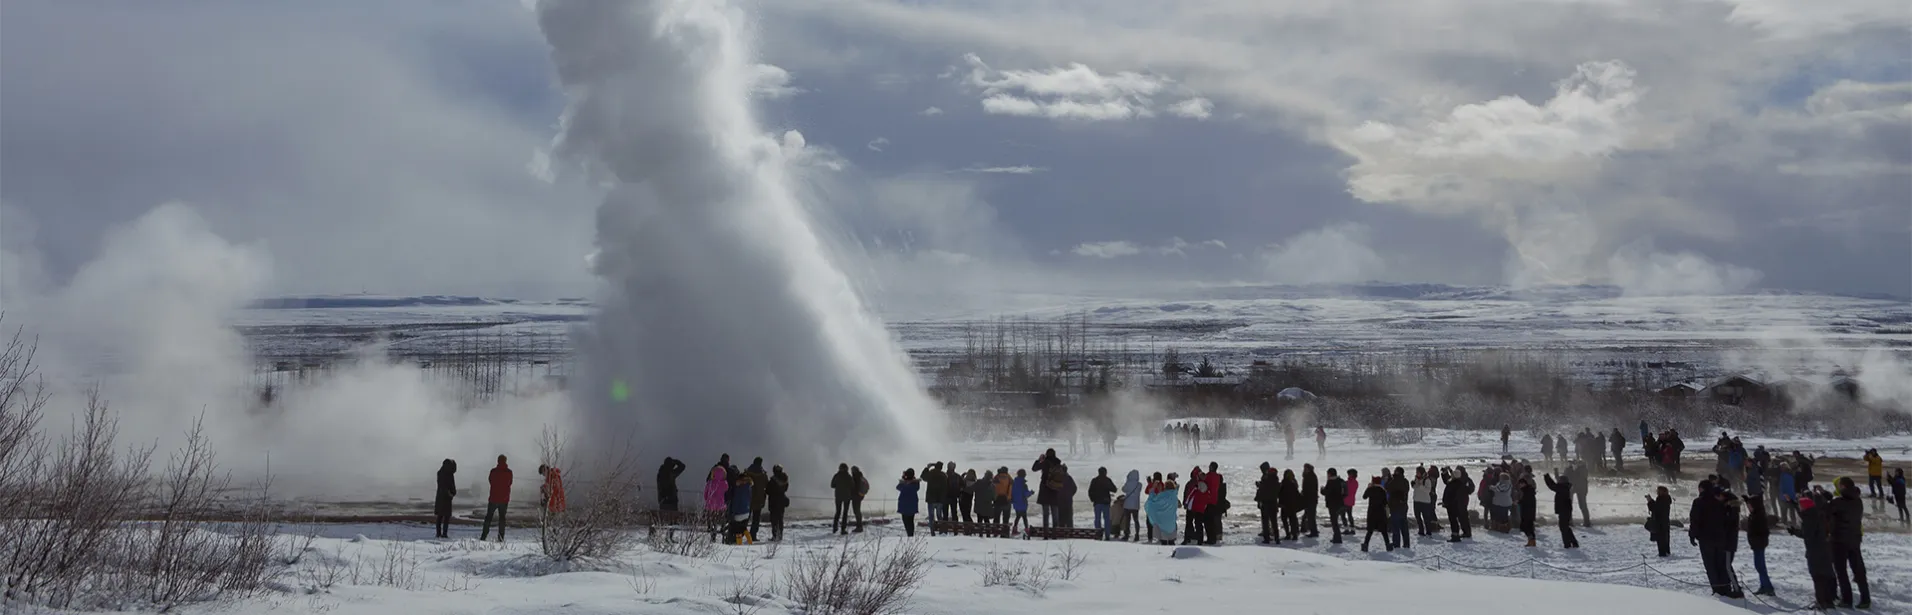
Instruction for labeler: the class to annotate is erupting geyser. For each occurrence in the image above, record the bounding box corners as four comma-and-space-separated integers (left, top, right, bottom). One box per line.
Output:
535, 0, 943, 488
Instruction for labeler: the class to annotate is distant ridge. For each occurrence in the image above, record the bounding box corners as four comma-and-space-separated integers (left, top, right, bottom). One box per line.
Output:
246, 285, 1904, 312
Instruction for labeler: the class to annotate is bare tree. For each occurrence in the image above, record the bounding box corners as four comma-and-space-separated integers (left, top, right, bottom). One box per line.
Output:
536, 430, 640, 562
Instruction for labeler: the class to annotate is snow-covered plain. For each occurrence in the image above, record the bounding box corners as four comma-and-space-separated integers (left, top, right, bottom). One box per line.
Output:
225, 522, 1787, 615
182, 287, 1912, 614
235, 285, 1912, 371
195, 427, 1912, 615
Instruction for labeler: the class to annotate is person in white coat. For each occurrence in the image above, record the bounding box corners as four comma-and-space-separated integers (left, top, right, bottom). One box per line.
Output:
1119, 470, 1143, 541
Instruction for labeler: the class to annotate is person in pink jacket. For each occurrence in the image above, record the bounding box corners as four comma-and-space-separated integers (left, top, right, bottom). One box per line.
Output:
1341, 469, 1360, 534
704, 466, 730, 541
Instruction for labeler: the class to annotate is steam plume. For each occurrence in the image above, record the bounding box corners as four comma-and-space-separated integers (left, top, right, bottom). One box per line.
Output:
534, 0, 942, 486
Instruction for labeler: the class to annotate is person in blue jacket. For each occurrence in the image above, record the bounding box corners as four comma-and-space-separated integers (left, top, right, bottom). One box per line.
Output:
897, 469, 922, 537
1011, 469, 1033, 533
727, 470, 753, 544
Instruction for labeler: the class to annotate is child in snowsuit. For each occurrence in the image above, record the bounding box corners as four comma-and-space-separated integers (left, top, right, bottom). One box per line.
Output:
727, 471, 753, 543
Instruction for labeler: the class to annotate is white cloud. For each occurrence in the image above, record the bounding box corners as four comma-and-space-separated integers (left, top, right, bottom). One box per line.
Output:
959, 164, 1045, 174
920, 106, 944, 116
751, 63, 801, 99
1070, 237, 1227, 258
1345, 60, 1641, 171
1259, 223, 1386, 285
1167, 97, 1214, 119
1071, 241, 1143, 258
1607, 243, 1763, 296
961, 53, 1206, 121
866, 136, 889, 151
917, 249, 975, 266
1716, 0, 1911, 39
778, 130, 844, 170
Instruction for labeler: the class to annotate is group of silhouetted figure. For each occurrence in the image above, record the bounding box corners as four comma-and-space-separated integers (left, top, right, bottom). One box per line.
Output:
425, 423, 1902, 609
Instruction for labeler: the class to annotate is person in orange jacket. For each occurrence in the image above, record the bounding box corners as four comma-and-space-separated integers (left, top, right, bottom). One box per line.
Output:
543, 466, 567, 515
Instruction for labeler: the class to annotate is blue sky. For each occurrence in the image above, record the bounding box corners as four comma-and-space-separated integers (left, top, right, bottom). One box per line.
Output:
2, 0, 1907, 304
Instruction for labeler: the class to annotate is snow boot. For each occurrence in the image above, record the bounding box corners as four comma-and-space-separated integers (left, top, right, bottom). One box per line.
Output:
1525, 537, 1535, 547
1856, 599, 1871, 609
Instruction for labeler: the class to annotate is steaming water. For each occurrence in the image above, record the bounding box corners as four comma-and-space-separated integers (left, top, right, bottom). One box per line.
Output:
536, 0, 943, 488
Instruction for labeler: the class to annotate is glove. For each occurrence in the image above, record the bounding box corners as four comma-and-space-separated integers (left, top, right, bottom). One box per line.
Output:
1689, 537, 1699, 547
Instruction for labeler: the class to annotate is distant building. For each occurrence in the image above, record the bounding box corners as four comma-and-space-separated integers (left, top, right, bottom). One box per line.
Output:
1657, 382, 1704, 397
1705, 374, 1773, 407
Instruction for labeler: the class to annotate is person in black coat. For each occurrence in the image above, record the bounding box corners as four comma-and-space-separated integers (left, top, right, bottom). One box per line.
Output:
1321, 469, 1346, 544
1689, 482, 1744, 598
1543, 472, 1579, 548
1301, 464, 1320, 538
1089, 467, 1118, 540
767, 465, 790, 541
922, 463, 945, 533
657, 457, 686, 512
1443, 467, 1474, 539
1032, 449, 1062, 527
1646, 486, 1671, 556
1255, 463, 1280, 544
830, 464, 855, 534
1279, 470, 1302, 541
1516, 474, 1538, 547
1361, 478, 1391, 552
434, 459, 458, 538
1827, 479, 1870, 608
1790, 491, 1838, 609
1742, 494, 1773, 595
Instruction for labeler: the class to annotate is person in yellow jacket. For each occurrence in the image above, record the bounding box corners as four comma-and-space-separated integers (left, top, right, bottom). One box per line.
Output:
1864, 449, 1884, 499
994, 466, 1013, 511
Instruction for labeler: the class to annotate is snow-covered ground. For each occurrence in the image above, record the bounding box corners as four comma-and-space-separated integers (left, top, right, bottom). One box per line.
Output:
176, 427, 1911, 615
216, 520, 1810, 615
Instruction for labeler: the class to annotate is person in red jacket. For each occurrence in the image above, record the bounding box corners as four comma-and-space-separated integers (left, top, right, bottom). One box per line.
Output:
1182, 468, 1207, 545
480, 455, 513, 542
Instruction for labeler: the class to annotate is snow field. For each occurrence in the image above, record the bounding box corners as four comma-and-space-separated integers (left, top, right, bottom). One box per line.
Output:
221, 519, 1771, 615
212, 427, 1911, 615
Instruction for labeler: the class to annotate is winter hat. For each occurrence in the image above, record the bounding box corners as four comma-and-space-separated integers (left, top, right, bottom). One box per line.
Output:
1797, 495, 1816, 511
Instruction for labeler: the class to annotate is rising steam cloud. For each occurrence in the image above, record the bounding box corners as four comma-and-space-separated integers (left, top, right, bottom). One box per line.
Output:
7, 203, 567, 496
534, 0, 943, 488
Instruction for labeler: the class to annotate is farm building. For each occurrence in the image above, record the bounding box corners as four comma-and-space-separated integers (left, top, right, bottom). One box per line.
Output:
1705, 374, 1774, 407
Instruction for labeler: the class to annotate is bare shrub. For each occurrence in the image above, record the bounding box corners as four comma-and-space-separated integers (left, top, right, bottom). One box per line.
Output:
131, 415, 281, 605
347, 541, 421, 591
709, 569, 768, 615
301, 549, 352, 592
628, 563, 657, 595
2, 389, 155, 608
647, 527, 715, 559
779, 538, 930, 615
0, 325, 282, 610
536, 434, 643, 562
279, 518, 323, 566
979, 552, 1051, 595
1053, 544, 1088, 581
0, 326, 49, 525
